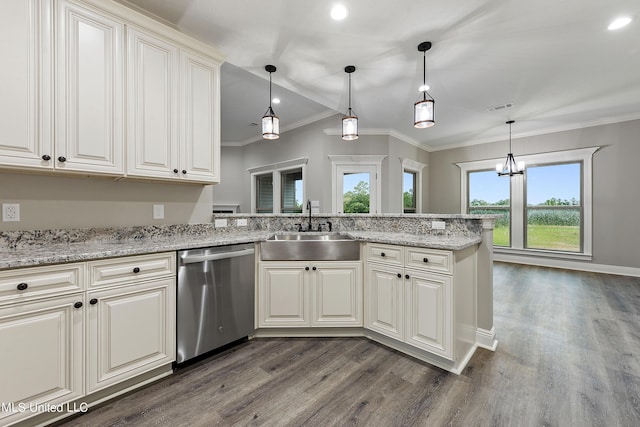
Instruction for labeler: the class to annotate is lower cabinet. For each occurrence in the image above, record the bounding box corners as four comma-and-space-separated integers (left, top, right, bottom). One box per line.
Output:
258, 261, 362, 328
0, 294, 84, 426
87, 278, 175, 393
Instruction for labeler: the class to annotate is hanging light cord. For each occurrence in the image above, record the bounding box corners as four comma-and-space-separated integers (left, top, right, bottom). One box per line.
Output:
422, 50, 427, 101
268, 72, 273, 109
508, 121, 513, 152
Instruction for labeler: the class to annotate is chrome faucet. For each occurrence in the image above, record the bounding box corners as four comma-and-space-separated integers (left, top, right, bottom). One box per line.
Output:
306, 199, 312, 231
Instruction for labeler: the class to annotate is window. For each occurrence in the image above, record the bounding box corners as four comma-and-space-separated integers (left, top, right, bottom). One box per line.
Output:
401, 158, 426, 214
249, 158, 308, 214
458, 147, 598, 259
329, 155, 386, 214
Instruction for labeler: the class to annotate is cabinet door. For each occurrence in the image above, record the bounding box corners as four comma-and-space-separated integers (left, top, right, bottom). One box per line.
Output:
0, 294, 83, 426
365, 263, 403, 340
258, 263, 309, 327
56, 0, 124, 174
0, 0, 53, 169
404, 269, 453, 359
87, 279, 175, 393
312, 262, 362, 327
126, 26, 179, 180
179, 50, 220, 183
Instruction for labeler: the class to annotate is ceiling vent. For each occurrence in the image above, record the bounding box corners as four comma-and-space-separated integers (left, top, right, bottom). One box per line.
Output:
487, 102, 514, 112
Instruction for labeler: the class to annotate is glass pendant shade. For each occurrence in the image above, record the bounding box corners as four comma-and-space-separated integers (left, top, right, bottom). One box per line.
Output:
497, 120, 525, 176
414, 41, 435, 128
262, 65, 279, 140
342, 65, 358, 141
262, 107, 279, 140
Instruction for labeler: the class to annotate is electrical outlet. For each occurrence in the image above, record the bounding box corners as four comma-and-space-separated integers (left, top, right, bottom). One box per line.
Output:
431, 221, 446, 230
214, 218, 227, 228
153, 204, 164, 220
236, 218, 248, 227
2, 203, 20, 222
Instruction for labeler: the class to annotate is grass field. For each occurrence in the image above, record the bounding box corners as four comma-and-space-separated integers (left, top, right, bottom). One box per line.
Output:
493, 225, 580, 252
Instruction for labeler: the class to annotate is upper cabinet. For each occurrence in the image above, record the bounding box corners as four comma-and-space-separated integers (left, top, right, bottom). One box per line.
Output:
0, 0, 53, 169
56, 0, 125, 175
0, 0, 224, 184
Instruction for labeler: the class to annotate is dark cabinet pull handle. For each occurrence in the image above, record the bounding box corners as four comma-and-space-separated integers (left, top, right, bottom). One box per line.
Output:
42, 154, 51, 161
58, 156, 66, 163
173, 169, 179, 174
405, 274, 410, 280
397, 273, 402, 278
423, 257, 429, 263
305, 266, 309, 271
182, 170, 187, 174
74, 301, 83, 309
90, 298, 98, 305
380, 252, 386, 257
133, 267, 140, 273
17, 283, 28, 291
312, 266, 317, 271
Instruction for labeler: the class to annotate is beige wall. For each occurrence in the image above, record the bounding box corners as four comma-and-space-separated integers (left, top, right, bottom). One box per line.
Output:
212, 115, 431, 214
0, 172, 214, 231
428, 119, 640, 269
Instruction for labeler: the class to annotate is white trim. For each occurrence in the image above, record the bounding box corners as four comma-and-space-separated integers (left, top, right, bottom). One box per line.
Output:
401, 158, 426, 214
329, 155, 386, 214
457, 147, 599, 256
249, 158, 308, 214
476, 327, 498, 351
495, 257, 640, 278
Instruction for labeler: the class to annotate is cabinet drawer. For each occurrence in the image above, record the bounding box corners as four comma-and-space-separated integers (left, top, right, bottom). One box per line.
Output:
366, 243, 403, 266
405, 247, 453, 275
88, 252, 176, 288
0, 264, 84, 305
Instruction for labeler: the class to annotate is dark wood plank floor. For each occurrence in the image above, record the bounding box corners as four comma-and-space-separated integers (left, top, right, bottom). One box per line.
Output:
58, 262, 640, 426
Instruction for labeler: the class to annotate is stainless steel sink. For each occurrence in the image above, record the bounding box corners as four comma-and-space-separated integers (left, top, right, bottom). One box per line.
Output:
261, 233, 360, 261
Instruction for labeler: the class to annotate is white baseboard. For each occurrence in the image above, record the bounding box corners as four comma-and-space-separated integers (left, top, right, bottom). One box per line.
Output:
494, 254, 640, 277
476, 327, 498, 351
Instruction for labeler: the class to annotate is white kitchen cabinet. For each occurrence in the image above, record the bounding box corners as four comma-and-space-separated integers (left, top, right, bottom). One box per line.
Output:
258, 261, 362, 328
126, 26, 179, 180
55, 0, 124, 175
0, 294, 84, 426
0, 0, 53, 170
87, 278, 175, 393
365, 263, 404, 340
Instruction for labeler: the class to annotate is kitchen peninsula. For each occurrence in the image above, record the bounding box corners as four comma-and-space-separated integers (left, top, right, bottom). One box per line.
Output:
0, 214, 496, 427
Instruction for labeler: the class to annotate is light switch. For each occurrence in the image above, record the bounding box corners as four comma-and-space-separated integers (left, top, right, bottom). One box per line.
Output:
236, 219, 248, 227
153, 204, 164, 220
214, 218, 228, 228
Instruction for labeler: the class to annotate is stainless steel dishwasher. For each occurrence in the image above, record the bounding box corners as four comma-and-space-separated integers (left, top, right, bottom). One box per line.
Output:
176, 243, 255, 364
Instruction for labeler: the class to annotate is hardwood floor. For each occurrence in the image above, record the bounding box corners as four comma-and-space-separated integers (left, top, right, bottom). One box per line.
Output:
57, 262, 640, 426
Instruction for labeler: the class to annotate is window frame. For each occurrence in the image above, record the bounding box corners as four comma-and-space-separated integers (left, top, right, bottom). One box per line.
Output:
329, 155, 386, 214
249, 158, 308, 214
457, 147, 598, 260
401, 158, 426, 214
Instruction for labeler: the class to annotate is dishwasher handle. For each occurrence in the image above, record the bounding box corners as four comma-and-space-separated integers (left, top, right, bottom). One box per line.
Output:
181, 248, 255, 264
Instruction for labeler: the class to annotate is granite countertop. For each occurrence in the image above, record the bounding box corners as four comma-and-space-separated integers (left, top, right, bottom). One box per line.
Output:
0, 231, 482, 270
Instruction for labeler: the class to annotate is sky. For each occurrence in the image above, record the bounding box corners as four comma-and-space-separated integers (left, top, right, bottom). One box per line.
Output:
470, 163, 581, 205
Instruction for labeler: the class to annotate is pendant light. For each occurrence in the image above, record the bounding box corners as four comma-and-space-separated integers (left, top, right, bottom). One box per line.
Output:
414, 41, 435, 128
262, 65, 279, 140
496, 120, 525, 176
342, 65, 358, 140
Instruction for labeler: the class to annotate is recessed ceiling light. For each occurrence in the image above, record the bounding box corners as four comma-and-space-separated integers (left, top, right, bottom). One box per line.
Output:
419, 84, 431, 92
272, 98, 280, 104
608, 16, 632, 30
331, 4, 348, 21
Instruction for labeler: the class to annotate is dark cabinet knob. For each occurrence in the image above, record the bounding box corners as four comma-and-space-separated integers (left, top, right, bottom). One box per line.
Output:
405, 274, 410, 280
17, 283, 28, 291
173, 169, 179, 174
181, 170, 187, 174
89, 298, 98, 305
312, 266, 317, 271
380, 252, 386, 257
397, 273, 402, 278
305, 266, 310, 271
423, 257, 429, 263
57, 156, 66, 162
42, 154, 51, 161
74, 301, 83, 309
133, 267, 140, 273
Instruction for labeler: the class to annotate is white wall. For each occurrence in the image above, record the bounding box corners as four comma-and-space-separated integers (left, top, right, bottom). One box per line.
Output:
212, 115, 431, 214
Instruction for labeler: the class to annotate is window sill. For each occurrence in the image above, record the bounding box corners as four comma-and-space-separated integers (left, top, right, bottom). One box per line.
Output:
494, 247, 592, 262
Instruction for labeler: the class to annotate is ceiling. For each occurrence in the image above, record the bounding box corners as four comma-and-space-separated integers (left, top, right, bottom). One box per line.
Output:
118, 0, 640, 150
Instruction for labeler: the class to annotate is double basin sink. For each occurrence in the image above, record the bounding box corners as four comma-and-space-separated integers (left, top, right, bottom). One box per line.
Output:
260, 233, 360, 261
